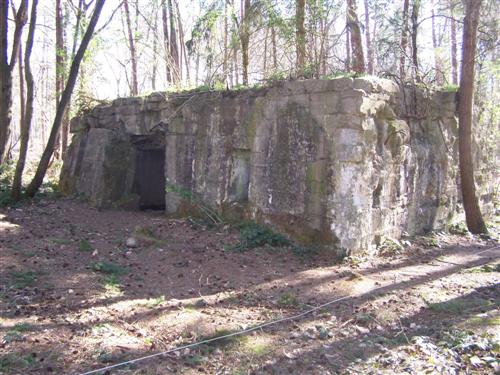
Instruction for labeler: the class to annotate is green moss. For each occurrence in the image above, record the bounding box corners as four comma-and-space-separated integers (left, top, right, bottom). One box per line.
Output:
78, 239, 93, 252
9, 271, 39, 289
225, 222, 291, 252
92, 262, 128, 276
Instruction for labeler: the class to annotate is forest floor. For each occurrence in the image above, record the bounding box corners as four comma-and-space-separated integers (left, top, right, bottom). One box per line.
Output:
0, 197, 499, 375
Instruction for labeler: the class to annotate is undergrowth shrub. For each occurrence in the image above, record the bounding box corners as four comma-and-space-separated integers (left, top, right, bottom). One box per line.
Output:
226, 222, 291, 252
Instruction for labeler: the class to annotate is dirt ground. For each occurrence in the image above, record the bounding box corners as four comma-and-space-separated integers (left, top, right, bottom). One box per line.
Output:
0, 197, 499, 375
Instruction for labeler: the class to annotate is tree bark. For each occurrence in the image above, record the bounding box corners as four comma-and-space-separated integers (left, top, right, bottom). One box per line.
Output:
450, 0, 458, 84
431, 1, 444, 85
0, 0, 27, 165
400, 0, 409, 80
162, 1, 171, 83
174, 0, 188, 82
363, 0, 373, 74
26, 0, 106, 197
12, 0, 37, 201
410, 0, 420, 81
240, 0, 250, 85
347, 0, 364, 73
295, 0, 306, 76
458, 0, 487, 234
54, 0, 65, 159
345, 26, 351, 71
18, 45, 25, 136
168, 0, 180, 84
123, 0, 138, 95
271, 26, 277, 71
224, 0, 229, 83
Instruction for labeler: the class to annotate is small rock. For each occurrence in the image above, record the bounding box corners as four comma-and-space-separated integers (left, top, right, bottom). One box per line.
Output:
194, 299, 207, 307
355, 325, 370, 335
68, 289, 74, 294
126, 237, 138, 248
303, 328, 317, 339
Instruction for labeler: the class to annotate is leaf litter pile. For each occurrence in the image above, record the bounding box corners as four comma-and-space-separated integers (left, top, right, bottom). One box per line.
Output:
0, 198, 499, 374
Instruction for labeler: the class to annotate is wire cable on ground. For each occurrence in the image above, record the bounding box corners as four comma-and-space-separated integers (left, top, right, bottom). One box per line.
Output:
77, 244, 499, 375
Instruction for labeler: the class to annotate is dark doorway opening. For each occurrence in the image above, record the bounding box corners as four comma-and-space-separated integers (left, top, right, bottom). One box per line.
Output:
134, 148, 166, 210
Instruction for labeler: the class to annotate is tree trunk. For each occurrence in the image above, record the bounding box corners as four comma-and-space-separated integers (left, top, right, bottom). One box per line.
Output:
162, 1, 171, 83
347, 0, 364, 73
450, 1, 458, 84
224, 0, 229, 83
26, 0, 106, 197
174, 0, 189, 82
0, 0, 27, 165
168, 0, 180, 84
12, 0, 37, 201
123, 0, 138, 95
458, 0, 487, 234
345, 26, 351, 71
271, 26, 277, 71
295, 0, 306, 76
400, 0, 409, 80
151, 6, 158, 91
18, 45, 25, 136
410, 0, 420, 82
240, 0, 250, 85
364, 0, 373, 74
431, 1, 444, 85
54, 0, 65, 159
263, 27, 268, 76
61, 1, 70, 157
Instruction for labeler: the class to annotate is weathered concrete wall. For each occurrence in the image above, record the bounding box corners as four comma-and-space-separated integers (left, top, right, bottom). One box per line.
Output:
60, 77, 486, 255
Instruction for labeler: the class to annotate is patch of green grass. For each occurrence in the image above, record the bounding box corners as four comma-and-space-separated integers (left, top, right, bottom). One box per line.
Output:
49, 237, 73, 245
133, 226, 156, 238
427, 298, 492, 314
464, 264, 500, 273
465, 315, 500, 327
92, 262, 128, 276
140, 295, 165, 308
183, 355, 205, 367
2, 332, 24, 343
78, 239, 93, 252
449, 222, 469, 235
226, 222, 290, 252
277, 292, 299, 308
11, 323, 34, 333
166, 184, 224, 226
201, 329, 240, 347
101, 274, 122, 295
241, 336, 272, 357
10, 245, 36, 258
291, 244, 320, 258
440, 84, 459, 92
9, 270, 38, 289
0, 353, 36, 371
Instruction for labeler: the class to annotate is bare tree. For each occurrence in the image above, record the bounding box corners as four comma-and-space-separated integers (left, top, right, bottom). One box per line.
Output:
347, 0, 365, 73
12, 0, 38, 201
410, 0, 421, 81
458, 0, 487, 233
168, 0, 180, 83
450, 0, 458, 84
296, 0, 306, 76
364, 0, 374, 74
240, 0, 250, 85
123, 0, 138, 95
162, 0, 171, 83
0, 0, 27, 164
431, 0, 444, 85
400, 0, 410, 80
27, 0, 106, 197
